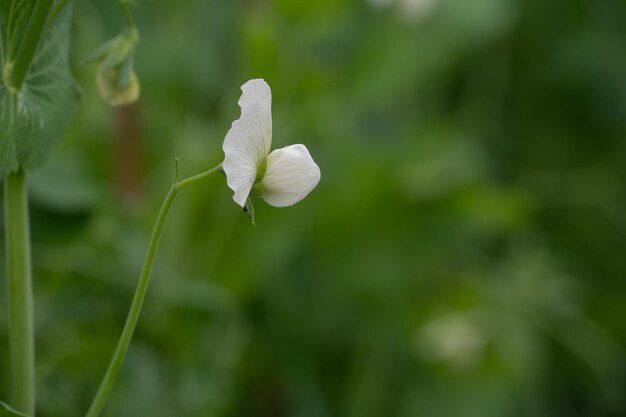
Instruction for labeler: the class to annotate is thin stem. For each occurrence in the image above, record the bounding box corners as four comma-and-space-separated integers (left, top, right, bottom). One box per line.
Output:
176, 163, 223, 189
7, 0, 53, 91
117, 0, 135, 29
84, 181, 178, 417
84, 160, 222, 417
4, 169, 35, 416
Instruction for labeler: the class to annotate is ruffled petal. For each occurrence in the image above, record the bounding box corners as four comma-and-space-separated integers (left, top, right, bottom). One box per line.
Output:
223, 101, 272, 207
239, 79, 272, 112
258, 144, 321, 207
238, 79, 272, 154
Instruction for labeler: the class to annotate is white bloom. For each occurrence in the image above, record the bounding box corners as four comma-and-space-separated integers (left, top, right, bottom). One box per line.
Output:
223, 79, 321, 208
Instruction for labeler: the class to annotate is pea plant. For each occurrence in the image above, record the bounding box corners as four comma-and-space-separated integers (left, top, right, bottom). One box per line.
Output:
0, 1, 321, 416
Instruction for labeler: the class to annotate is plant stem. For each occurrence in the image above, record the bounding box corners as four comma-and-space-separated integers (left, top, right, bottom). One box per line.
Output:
85, 161, 222, 417
7, 0, 54, 91
4, 169, 35, 416
117, 0, 135, 29
84, 180, 178, 417
175, 163, 223, 188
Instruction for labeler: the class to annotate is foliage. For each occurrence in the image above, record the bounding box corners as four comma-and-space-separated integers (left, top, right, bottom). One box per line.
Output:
1, 0, 626, 416
0, 1, 78, 172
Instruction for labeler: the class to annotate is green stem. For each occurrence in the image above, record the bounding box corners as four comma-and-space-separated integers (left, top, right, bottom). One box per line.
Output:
84, 174, 178, 417
117, 0, 135, 29
7, 0, 54, 91
175, 163, 223, 189
4, 169, 35, 416
84, 161, 222, 417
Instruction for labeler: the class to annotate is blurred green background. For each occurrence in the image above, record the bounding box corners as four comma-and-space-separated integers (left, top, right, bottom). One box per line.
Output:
2, 0, 626, 416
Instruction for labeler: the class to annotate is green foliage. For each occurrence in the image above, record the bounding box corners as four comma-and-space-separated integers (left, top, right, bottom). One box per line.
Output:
2, 0, 626, 416
0, 1, 78, 172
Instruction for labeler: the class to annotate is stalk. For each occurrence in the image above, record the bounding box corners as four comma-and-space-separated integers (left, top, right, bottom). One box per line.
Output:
3, 3, 55, 413
4, 169, 35, 416
84, 179, 178, 417
85, 161, 221, 417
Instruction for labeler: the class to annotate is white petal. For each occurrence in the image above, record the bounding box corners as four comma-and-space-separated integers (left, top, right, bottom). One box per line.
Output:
258, 144, 321, 208
223, 102, 272, 207
238, 80, 272, 151
239, 79, 272, 154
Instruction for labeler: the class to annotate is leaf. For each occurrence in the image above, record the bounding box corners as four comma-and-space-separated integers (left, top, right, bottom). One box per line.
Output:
0, 1, 79, 172
28, 149, 101, 212
0, 0, 35, 59
0, 400, 28, 417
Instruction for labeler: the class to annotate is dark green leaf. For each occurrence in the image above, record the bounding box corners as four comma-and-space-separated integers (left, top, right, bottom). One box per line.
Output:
0, 0, 35, 60
0, 2, 78, 172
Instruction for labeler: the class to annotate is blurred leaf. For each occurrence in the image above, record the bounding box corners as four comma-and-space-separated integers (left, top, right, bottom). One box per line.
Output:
0, 2, 78, 172
28, 149, 100, 212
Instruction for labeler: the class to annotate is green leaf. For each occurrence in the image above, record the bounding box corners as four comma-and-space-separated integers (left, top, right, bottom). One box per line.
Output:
0, 1, 78, 172
0, 0, 35, 60
0, 400, 28, 417
28, 149, 101, 211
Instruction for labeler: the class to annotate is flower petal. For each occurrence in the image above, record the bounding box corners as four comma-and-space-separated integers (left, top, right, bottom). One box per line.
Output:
223, 101, 272, 207
258, 144, 321, 207
239, 79, 272, 121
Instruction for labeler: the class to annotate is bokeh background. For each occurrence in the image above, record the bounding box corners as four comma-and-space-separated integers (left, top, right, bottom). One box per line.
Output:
2, 0, 626, 416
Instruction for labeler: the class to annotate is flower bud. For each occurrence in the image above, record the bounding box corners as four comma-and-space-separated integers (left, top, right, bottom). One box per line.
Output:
89, 28, 140, 106
96, 65, 140, 107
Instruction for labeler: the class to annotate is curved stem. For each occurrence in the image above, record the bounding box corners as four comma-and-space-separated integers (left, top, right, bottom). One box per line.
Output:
4, 169, 35, 416
176, 163, 222, 189
84, 160, 222, 417
84, 182, 178, 417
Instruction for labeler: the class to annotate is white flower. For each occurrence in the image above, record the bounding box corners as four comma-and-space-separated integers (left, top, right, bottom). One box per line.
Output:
223, 79, 321, 208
